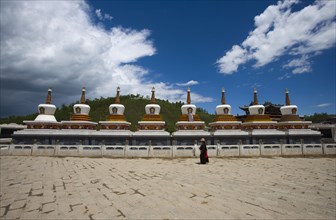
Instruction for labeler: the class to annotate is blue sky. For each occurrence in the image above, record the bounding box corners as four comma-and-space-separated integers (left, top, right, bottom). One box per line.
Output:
0, 0, 335, 117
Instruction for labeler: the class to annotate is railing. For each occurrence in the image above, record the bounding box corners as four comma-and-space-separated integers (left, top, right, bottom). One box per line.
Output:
2, 143, 335, 157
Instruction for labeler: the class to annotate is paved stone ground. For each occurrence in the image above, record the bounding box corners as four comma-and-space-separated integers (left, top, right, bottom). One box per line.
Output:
0, 156, 335, 220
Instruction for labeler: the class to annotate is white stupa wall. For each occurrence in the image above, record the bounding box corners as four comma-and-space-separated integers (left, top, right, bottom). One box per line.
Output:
280, 105, 298, 115
145, 104, 161, 115
73, 104, 90, 115
181, 104, 196, 115
109, 104, 125, 115
35, 104, 57, 122
249, 105, 265, 115
216, 104, 231, 115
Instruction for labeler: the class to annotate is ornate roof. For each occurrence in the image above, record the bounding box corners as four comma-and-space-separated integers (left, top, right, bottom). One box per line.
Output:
240, 101, 283, 115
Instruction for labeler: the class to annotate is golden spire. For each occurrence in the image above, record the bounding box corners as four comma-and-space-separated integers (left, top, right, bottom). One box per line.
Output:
45, 88, 52, 104
151, 87, 155, 104
285, 88, 291, 106
115, 86, 120, 104
221, 87, 226, 104
187, 87, 191, 104
253, 87, 258, 105
80, 87, 86, 104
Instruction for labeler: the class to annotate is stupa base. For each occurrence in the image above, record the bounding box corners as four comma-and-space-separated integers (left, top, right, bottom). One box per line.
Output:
23, 121, 61, 129
244, 115, 272, 122
138, 121, 165, 130
241, 121, 277, 130
175, 121, 205, 130
61, 121, 97, 130
99, 121, 131, 130
276, 121, 311, 130
209, 121, 241, 130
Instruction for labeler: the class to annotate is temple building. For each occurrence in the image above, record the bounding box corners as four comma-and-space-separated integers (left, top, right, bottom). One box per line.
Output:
238, 101, 283, 122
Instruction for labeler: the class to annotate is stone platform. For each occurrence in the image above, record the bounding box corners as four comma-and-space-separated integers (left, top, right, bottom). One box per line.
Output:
0, 156, 335, 219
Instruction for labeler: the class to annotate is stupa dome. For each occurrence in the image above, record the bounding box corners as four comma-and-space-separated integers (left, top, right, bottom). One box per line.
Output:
109, 104, 125, 115
181, 87, 196, 115
145, 87, 161, 115
34, 88, 57, 122
215, 88, 232, 115
109, 87, 125, 115
280, 88, 298, 115
73, 87, 90, 115
248, 88, 265, 115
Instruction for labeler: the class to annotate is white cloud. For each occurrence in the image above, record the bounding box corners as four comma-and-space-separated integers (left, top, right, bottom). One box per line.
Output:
217, 0, 336, 75
104, 13, 113, 21
95, 9, 103, 20
315, 103, 331, 108
176, 80, 199, 86
277, 73, 292, 80
95, 8, 113, 21
283, 55, 312, 74
216, 45, 248, 74
0, 1, 212, 116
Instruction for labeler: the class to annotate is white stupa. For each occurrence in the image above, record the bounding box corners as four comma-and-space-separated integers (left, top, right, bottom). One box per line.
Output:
35, 88, 57, 122
209, 87, 241, 131
23, 88, 61, 129
280, 88, 298, 116
277, 88, 320, 138
173, 87, 210, 144
108, 87, 125, 116
215, 87, 232, 115
181, 87, 197, 116
61, 87, 97, 129
248, 87, 265, 116
133, 87, 170, 145
99, 86, 131, 130
144, 87, 161, 115
137, 87, 166, 130
71, 87, 91, 120
242, 87, 277, 130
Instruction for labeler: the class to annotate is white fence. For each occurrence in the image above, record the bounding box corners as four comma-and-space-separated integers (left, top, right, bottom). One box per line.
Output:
55, 145, 80, 157
240, 145, 261, 156
302, 144, 323, 155
281, 144, 302, 155
2, 143, 335, 157
323, 143, 336, 155
126, 146, 149, 157
173, 145, 195, 157
149, 146, 172, 158
79, 145, 102, 157
102, 145, 125, 157
218, 145, 239, 157
10, 145, 33, 156
260, 144, 281, 156
0, 145, 10, 156
32, 145, 55, 156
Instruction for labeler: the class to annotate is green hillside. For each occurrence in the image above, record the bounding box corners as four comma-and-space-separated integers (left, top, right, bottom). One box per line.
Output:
0, 95, 215, 132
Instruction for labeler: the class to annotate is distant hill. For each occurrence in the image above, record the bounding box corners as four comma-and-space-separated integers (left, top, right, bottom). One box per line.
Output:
0, 94, 215, 132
